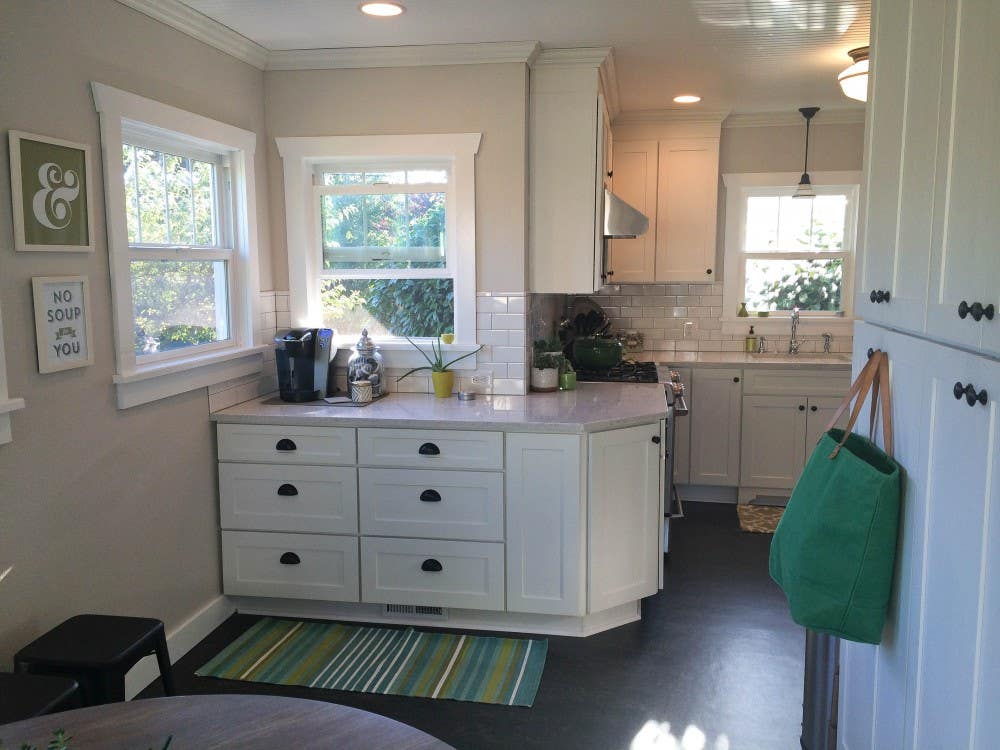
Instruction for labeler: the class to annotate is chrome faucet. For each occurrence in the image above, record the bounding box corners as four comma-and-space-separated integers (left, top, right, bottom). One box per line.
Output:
789, 307, 801, 354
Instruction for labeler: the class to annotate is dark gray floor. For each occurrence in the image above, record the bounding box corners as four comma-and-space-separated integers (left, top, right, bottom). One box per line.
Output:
142, 502, 805, 749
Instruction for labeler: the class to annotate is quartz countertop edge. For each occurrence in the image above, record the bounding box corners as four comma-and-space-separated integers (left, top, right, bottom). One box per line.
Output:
661, 352, 852, 368
211, 382, 669, 434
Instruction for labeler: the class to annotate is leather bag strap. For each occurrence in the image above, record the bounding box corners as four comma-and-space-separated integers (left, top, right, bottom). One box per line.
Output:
824, 350, 893, 458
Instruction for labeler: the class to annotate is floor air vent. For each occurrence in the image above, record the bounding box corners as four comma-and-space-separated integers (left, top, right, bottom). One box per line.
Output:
383, 604, 447, 620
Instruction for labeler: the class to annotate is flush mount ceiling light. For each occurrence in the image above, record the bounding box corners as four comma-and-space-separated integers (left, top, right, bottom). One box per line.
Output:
794, 106, 820, 199
838, 46, 870, 102
359, 1, 405, 17
673, 94, 701, 104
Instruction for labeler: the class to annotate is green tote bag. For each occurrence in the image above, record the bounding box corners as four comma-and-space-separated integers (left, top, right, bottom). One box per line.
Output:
770, 350, 902, 644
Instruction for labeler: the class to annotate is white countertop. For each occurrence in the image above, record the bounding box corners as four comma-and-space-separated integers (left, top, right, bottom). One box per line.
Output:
660, 352, 852, 368
211, 382, 669, 434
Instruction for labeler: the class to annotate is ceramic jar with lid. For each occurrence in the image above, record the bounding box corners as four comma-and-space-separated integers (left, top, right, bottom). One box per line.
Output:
347, 328, 385, 397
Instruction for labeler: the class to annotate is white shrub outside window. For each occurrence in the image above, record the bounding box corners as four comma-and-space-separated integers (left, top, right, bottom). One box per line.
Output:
722, 171, 861, 335
277, 134, 481, 368
93, 83, 263, 408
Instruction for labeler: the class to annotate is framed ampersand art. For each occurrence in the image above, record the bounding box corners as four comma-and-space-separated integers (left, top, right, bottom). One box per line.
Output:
8, 130, 95, 252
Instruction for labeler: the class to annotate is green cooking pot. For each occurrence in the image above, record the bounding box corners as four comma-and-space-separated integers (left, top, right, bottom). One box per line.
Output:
572, 336, 623, 370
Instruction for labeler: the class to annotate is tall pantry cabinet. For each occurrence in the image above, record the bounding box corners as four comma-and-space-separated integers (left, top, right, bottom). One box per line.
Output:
840, 1, 1000, 748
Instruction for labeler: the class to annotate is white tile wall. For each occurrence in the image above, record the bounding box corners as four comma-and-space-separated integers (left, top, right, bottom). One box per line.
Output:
591, 283, 854, 357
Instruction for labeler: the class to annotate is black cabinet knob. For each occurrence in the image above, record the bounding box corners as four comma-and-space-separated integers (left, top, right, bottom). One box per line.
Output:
959, 301, 996, 322
279, 552, 300, 565
418, 442, 441, 456
733, 376, 740, 383
275, 438, 297, 452
420, 489, 442, 503
955, 381, 988, 407
421, 559, 443, 572
706, 268, 713, 275
277, 483, 298, 497
883, 290, 891, 302
811, 405, 818, 412
607, 270, 615, 278
870, 290, 878, 303
798, 405, 806, 411
651, 436, 661, 444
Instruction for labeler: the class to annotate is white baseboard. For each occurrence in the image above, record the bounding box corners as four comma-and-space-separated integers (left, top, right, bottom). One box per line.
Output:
231, 597, 641, 638
125, 595, 235, 699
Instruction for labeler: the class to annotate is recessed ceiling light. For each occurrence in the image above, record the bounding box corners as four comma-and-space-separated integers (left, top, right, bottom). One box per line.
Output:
359, 1, 405, 17
673, 95, 701, 104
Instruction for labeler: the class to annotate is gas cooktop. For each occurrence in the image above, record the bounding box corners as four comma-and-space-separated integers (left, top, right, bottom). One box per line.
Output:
574, 361, 659, 384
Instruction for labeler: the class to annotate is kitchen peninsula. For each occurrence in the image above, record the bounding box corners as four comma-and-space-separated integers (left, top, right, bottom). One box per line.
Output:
211, 383, 668, 636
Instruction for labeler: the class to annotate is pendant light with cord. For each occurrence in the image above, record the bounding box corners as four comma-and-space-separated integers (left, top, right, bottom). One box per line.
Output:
794, 106, 820, 199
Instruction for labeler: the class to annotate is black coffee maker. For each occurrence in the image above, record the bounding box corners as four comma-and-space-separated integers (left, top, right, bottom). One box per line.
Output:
274, 328, 335, 402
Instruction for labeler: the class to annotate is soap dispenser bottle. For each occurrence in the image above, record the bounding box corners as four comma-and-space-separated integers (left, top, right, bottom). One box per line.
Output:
745, 325, 758, 354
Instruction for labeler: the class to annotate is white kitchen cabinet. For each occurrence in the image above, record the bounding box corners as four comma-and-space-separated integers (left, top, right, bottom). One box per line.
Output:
925, 0, 1000, 356
505, 432, 585, 616
528, 53, 613, 293
841, 323, 1000, 749
654, 138, 720, 282
607, 140, 657, 283
739, 395, 807, 491
804, 396, 843, 451
689, 368, 742, 486
587, 422, 662, 612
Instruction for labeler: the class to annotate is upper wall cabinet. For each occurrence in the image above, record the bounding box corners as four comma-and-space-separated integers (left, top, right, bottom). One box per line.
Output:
606, 119, 723, 285
528, 50, 613, 294
858, 0, 1000, 356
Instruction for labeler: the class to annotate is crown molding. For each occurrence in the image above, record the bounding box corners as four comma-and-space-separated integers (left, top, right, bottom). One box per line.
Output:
115, 0, 268, 69
723, 108, 866, 128
598, 51, 621, 120
614, 108, 731, 126
532, 47, 612, 67
266, 41, 541, 71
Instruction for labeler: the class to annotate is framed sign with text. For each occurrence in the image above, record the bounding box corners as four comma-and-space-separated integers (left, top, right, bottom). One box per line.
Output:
9, 130, 95, 252
32, 276, 94, 374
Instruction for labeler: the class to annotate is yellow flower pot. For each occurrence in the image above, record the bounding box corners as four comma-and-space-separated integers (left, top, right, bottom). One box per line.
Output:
431, 370, 455, 398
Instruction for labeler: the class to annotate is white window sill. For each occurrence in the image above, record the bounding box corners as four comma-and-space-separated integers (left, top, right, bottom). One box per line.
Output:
0, 397, 26, 446
113, 345, 268, 409
332, 336, 481, 371
721, 317, 855, 337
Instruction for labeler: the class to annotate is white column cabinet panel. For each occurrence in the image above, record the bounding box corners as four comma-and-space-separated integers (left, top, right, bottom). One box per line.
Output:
505, 432, 586, 616
588, 422, 661, 613
739, 395, 807, 490
926, 0, 1000, 356
654, 138, 719, 282
689, 368, 742, 486
607, 141, 658, 283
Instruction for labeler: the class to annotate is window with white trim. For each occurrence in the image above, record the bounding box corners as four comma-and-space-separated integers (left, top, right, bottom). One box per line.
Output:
722, 172, 860, 326
92, 83, 262, 408
277, 134, 480, 363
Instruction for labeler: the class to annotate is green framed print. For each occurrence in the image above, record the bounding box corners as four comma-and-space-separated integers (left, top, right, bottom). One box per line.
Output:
9, 130, 95, 252
31, 276, 95, 374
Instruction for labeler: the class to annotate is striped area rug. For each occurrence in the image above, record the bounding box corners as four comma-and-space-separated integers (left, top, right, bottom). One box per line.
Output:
196, 618, 547, 707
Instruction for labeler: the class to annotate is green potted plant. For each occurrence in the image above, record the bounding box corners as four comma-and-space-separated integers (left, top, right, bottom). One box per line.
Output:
398, 336, 483, 398
531, 338, 563, 393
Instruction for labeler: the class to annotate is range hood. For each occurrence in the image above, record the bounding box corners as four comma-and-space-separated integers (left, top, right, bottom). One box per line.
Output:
603, 189, 649, 239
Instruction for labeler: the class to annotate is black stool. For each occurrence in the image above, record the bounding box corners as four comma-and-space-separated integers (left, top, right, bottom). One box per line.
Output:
0, 672, 79, 723
13, 615, 176, 706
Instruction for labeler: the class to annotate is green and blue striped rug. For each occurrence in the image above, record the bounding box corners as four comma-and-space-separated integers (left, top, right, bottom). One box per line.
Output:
196, 618, 547, 707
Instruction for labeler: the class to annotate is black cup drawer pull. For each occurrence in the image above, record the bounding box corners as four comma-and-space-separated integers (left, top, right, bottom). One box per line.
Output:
958, 301, 995, 322
279, 552, 301, 565
421, 559, 443, 573
418, 442, 441, 456
275, 438, 297, 452
277, 483, 298, 497
954, 381, 989, 407
420, 489, 442, 503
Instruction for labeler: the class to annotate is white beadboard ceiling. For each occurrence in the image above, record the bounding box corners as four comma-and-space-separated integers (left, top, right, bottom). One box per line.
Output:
178, 0, 870, 114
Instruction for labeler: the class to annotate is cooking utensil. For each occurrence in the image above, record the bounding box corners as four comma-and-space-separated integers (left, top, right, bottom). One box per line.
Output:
572, 336, 623, 370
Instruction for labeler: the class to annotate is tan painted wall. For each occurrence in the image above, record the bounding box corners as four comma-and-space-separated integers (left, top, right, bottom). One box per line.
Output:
720, 122, 865, 173
0, 0, 270, 667
264, 64, 529, 293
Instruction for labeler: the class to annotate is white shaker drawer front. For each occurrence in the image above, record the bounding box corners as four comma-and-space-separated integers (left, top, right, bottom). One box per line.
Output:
357, 428, 503, 470
359, 469, 503, 541
217, 424, 356, 465
220, 464, 358, 534
360, 537, 504, 611
222, 531, 359, 601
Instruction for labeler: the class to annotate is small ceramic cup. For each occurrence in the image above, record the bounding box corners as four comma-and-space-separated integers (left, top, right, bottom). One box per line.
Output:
350, 379, 373, 404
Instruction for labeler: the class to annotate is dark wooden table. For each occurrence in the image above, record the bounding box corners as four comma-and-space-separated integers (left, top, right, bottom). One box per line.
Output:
0, 694, 454, 749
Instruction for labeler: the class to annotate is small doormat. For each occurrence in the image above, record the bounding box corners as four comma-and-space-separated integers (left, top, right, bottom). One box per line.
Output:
196, 618, 547, 707
737, 504, 785, 534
